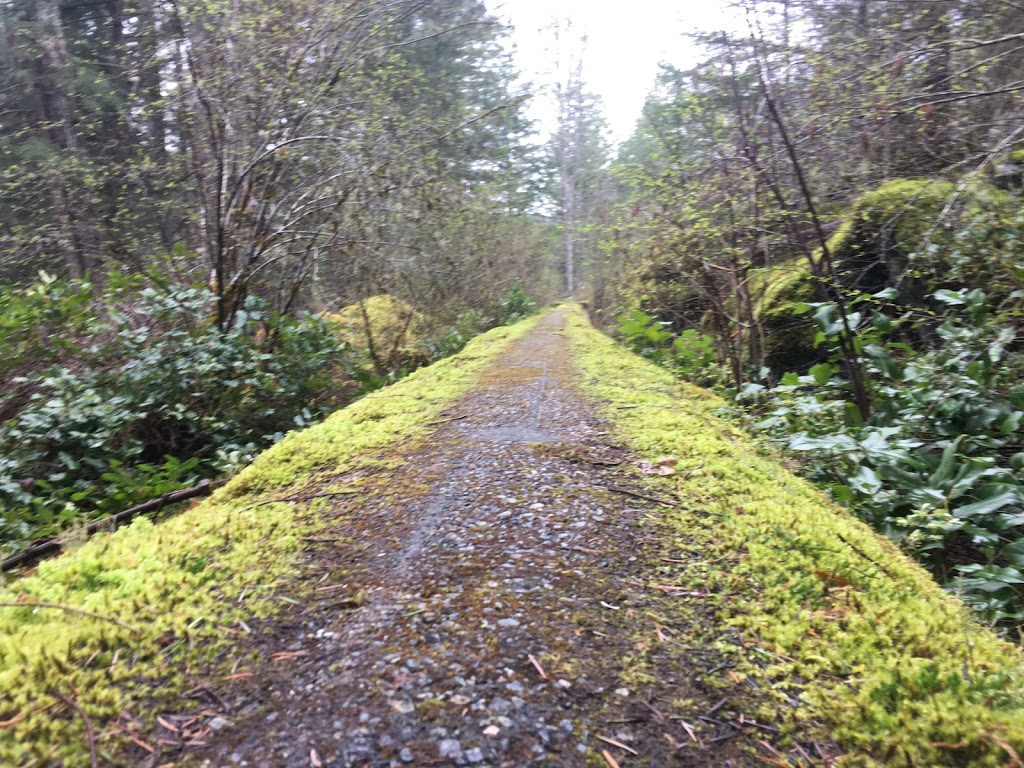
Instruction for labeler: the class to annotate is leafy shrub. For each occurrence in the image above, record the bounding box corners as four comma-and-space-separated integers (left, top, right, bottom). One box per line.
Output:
490, 281, 536, 324
617, 310, 722, 386
0, 278, 351, 558
427, 284, 538, 360
742, 285, 1024, 629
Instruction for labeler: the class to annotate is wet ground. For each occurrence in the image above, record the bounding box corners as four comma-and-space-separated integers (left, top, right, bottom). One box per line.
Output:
164, 311, 777, 768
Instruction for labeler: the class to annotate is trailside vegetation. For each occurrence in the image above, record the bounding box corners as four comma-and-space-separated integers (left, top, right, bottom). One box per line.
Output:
0, 276, 539, 564
566, 307, 1024, 767
589, 0, 1024, 633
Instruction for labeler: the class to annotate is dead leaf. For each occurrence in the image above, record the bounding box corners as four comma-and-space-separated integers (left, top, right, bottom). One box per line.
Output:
637, 459, 677, 476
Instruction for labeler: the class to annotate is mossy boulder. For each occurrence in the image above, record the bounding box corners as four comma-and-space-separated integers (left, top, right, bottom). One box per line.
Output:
825, 178, 1014, 300
323, 295, 429, 373
755, 178, 1018, 373
751, 259, 821, 373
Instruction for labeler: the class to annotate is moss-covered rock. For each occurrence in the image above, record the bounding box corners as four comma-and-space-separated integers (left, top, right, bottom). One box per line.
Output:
323, 294, 428, 373
755, 178, 1018, 373
751, 258, 821, 373
826, 178, 1015, 300
566, 305, 1024, 767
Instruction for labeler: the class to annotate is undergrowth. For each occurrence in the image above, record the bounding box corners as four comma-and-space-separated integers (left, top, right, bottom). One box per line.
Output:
568, 306, 1024, 767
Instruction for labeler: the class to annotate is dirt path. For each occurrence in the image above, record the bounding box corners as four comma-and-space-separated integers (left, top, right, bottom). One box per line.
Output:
180, 311, 773, 768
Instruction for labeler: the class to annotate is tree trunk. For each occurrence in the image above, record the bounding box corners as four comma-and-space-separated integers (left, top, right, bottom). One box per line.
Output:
30, 0, 90, 279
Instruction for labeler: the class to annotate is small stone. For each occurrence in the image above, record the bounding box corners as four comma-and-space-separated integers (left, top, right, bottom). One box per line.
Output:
556, 679, 572, 689
207, 716, 230, 731
465, 747, 485, 763
483, 725, 501, 737
497, 617, 520, 628
389, 699, 415, 714
437, 739, 462, 759
506, 680, 525, 694
489, 696, 512, 715
614, 687, 630, 697
400, 747, 414, 763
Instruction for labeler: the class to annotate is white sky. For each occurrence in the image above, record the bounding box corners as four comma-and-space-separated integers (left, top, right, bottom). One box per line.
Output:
486, 0, 745, 145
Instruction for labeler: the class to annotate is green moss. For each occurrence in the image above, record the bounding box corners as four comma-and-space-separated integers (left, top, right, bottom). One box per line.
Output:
565, 306, 1024, 767
0, 315, 537, 766
322, 294, 426, 359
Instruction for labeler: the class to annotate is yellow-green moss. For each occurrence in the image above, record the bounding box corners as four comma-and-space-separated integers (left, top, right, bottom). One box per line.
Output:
322, 294, 426, 358
0, 315, 537, 766
565, 306, 1024, 767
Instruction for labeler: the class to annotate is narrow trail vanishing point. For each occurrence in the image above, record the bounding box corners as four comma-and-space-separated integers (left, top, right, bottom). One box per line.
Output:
187, 309, 771, 767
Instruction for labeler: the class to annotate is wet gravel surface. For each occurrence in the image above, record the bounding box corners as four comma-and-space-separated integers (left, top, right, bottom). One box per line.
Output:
177, 311, 766, 768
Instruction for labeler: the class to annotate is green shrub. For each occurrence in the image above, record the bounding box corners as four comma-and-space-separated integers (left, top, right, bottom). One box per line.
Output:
0, 278, 351, 558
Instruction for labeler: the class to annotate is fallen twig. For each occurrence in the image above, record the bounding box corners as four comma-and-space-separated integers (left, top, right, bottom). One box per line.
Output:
600, 749, 622, 768
426, 414, 469, 426
835, 533, 897, 579
605, 486, 678, 508
527, 653, 548, 680
1, 479, 223, 572
259, 490, 359, 506
596, 735, 638, 756
0, 601, 141, 634
54, 692, 97, 768
679, 719, 701, 745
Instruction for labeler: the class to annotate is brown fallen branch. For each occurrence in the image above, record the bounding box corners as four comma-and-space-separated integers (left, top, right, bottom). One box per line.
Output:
426, 414, 469, 426
1, 479, 223, 573
605, 485, 679, 508
54, 692, 97, 768
0, 601, 141, 634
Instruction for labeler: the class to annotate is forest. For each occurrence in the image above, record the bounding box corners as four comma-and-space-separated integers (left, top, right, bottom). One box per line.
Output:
2, 0, 1024, 635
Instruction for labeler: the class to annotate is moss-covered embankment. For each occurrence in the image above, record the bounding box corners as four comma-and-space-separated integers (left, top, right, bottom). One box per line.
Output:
0, 317, 537, 767
565, 307, 1024, 768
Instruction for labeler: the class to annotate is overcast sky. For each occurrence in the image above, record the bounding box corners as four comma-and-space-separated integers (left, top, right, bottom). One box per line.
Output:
485, 0, 745, 145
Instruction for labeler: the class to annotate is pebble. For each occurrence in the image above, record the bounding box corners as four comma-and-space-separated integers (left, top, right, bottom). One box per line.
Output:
489, 696, 512, 715
465, 747, 485, 763
437, 738, 462, 759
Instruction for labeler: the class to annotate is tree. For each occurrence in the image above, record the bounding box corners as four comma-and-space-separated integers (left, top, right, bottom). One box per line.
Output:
549, 38, 609, 296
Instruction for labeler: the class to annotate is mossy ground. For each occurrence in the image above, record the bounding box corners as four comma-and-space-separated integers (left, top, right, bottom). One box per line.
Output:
565, 307, 1024, 767
0, 316, 536, 767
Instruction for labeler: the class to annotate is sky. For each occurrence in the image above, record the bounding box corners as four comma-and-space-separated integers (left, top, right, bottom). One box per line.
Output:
485, 0, 745, 145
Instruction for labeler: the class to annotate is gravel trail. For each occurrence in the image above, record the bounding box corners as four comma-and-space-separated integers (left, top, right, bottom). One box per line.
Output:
182, 310, 769, 768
